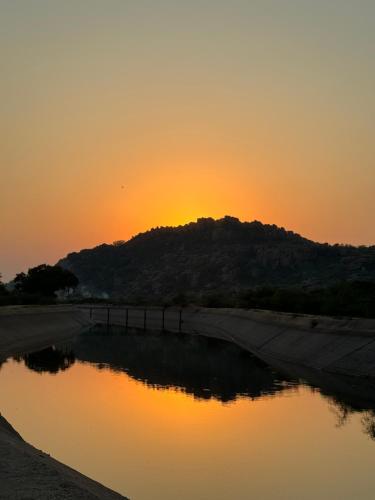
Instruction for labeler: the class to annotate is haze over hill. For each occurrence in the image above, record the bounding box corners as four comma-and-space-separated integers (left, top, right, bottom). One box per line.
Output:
58, 217, 375, 301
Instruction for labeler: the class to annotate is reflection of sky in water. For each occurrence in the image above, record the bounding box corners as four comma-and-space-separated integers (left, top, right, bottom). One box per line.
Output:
1, 329, 375, 500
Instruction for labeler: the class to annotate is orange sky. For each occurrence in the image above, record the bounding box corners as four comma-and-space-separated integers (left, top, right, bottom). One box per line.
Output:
1, 1, 375, 280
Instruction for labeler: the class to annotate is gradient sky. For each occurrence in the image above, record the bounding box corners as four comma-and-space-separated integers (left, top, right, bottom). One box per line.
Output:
1, 0, 375, 280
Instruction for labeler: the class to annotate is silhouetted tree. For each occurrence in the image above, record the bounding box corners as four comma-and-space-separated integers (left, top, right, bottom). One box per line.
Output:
14, 264, 78, 297
0, 274, 7, 295
23, 347, 75, 374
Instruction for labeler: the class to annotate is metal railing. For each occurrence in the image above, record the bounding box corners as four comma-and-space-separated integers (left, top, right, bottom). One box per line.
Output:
82, 305, 184, 332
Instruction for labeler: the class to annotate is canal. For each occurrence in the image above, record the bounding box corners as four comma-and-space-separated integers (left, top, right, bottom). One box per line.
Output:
1, 327, 375, 499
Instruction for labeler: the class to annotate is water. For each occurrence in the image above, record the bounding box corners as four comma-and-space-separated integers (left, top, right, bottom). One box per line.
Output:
1, 327, 375, 499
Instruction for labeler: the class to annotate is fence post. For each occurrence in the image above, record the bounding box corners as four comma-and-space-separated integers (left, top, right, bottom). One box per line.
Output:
107, 307, 110, 328
179, 308, 182, 333
143, 309, 147, 330
125, 308, 128, 329
162, 307, 165, 331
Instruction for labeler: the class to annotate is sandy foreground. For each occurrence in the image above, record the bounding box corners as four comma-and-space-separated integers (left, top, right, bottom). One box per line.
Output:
0, 306, 127, 500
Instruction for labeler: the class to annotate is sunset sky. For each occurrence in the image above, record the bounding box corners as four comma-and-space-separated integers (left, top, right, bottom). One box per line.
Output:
1, 1, 375, 281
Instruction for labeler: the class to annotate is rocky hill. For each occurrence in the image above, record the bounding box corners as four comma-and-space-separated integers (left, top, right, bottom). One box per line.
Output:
58, 216, 375, 300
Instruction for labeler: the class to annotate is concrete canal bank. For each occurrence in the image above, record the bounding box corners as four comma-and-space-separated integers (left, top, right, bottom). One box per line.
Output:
0, 305, 90, 362
0, 305, 126, 500
89, 306, 375, 378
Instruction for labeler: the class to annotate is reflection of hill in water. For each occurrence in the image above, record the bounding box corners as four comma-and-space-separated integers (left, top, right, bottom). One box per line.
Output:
261, 356, 375, 440
20, 327, 296, 403
72, 327, 296, 402
18, 327, 375, 440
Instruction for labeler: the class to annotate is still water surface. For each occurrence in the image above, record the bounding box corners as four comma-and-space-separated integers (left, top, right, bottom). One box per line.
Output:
1, 328, 375, 499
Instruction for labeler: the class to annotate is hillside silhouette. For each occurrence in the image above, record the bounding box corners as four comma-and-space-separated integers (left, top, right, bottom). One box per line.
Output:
58, 216, 375, 302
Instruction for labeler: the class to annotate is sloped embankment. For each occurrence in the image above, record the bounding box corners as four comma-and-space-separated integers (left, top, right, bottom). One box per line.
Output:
90, 306, 375, 378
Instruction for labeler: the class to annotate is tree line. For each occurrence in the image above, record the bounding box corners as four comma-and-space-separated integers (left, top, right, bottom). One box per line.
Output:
184, 281, 375, 319
1, 264, 375, 319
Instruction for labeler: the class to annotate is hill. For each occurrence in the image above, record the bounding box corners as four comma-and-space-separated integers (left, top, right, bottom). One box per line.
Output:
58, 216, 375, 302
